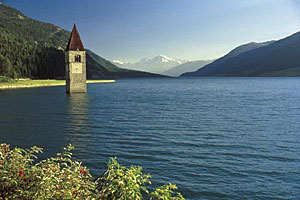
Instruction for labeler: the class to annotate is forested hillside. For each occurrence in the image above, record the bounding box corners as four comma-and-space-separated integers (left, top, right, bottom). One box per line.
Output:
0, 4, 163, 79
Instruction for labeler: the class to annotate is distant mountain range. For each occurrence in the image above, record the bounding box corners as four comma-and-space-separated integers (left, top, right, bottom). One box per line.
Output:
113, 55, 188, 75
0, 4, 164, 79
164, 59, 214, 77
181, 33, 300, 77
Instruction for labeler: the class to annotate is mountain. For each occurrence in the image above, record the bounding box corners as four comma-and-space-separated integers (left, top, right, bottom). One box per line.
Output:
223, 41, 275, 60
113, 55, 188, 74
0, 4, 164, 79
180, 36, 300, 77
86, 50, 165, 79
164, 60, 214, 77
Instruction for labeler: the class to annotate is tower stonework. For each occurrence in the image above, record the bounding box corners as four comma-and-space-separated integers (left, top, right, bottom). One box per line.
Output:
65, 24, 87, 94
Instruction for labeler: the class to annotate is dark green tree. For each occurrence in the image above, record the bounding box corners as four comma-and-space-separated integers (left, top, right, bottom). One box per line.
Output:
0, 54, 14, 78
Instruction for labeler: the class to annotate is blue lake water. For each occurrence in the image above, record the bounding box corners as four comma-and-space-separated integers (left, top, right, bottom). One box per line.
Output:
0, 78, 300, 199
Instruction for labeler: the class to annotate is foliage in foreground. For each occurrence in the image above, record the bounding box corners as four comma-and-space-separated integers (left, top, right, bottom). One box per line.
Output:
0, 143, 184, 200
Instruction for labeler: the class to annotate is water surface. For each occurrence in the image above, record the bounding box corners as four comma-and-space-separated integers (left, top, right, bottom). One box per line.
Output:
0, 78, 300, 200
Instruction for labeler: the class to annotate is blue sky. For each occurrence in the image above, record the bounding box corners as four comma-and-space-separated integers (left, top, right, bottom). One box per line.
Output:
3, 0, 300, 62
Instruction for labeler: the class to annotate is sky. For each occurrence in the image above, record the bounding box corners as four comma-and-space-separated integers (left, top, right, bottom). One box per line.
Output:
3, 0, 300, 62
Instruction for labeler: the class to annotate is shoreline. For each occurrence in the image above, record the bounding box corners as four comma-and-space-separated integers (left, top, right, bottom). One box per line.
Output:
0, 80, 115, 90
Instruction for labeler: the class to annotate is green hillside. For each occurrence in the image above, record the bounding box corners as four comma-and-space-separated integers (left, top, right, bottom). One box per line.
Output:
0, 4, 164, 79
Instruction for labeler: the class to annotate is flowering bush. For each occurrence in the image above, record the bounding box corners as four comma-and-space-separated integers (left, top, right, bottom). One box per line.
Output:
0, 143, 184, 200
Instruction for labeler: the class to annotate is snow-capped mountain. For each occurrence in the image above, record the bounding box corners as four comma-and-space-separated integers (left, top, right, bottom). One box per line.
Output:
112, 55, 188, 74
163, 59, 215, 77
112, 60, 125, 65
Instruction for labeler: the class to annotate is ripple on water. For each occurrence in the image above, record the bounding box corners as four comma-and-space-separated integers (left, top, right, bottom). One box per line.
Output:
1, 78, 300, 200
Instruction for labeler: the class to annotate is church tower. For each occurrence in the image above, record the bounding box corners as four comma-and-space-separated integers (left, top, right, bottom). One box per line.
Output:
65, 24, 87, 94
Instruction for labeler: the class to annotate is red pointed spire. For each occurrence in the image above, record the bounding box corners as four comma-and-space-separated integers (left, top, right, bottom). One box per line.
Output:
66, 24, 85, 51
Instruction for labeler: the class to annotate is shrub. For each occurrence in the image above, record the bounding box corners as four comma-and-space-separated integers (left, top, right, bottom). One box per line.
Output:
0, 143, 184, 200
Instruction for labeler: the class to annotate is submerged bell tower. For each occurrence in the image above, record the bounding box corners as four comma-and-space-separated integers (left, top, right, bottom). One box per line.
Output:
65, 24, 87, 94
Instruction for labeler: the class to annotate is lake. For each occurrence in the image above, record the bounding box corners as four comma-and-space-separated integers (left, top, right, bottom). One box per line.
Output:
0, 77, 300, 200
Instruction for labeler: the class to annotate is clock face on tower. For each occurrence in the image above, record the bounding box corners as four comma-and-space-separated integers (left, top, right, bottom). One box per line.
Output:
72, 64, 82, 74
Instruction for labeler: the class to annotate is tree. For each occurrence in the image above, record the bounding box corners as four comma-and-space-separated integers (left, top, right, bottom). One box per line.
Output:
0, 54, 14, 78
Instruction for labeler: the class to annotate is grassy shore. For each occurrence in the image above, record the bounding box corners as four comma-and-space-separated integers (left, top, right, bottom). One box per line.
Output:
0, 79, 115, 89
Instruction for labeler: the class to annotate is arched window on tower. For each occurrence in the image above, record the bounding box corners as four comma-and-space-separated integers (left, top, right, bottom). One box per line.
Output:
74, 55, 81, 62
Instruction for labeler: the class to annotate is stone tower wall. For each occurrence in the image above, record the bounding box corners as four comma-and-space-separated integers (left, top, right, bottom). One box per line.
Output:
65, 50, 87, 93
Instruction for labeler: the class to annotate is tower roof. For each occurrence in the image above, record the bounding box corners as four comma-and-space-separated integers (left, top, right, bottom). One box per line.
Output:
66, 24, 85, 51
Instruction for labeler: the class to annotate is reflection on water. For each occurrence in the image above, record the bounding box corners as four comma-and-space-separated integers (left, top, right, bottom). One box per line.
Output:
65, 93, 91, 154
66, 93, 89, 132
